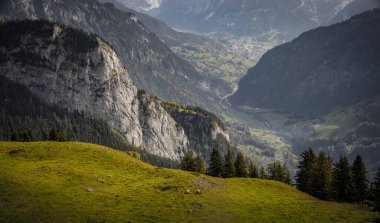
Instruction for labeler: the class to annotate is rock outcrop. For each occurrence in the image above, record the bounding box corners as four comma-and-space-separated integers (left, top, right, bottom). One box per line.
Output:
0, 20, 188, 160
0, 0, 215, 108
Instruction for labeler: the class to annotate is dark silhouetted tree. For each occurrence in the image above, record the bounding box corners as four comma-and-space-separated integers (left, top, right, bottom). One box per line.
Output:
223, 148, 235, 178
248, 159, 258, 178
180, 151, 196, 172
333, 156, 354, 202
195, 154, 206, 174
208, 148, 222, 177
313, 151, 333, 200
296, 148, 316, 194
235, 152, 248, 177
260, 166, 267, 179
49, 128, 69, 141
268, 161, 291, 184
372, 167, 380, 212
352, 155, 368, 202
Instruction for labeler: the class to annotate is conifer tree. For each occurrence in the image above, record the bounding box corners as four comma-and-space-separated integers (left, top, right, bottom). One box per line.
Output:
333, 156, 354, 202
180, 151, 196, 172
248, 159, 258, 178
259, 166, 267, 179
223, 148, 235, 178
195, 154, 206, 174
268, 161, 291, 184
372, 166, 380, 212
296, 148, 316, 194
207, 148, 222, 177
351, 155, 368, 202
235, 152, 248, 177
313, 151, 333, 200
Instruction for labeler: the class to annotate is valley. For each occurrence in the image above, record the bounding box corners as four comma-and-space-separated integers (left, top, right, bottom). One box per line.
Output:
0, 0, 380, 221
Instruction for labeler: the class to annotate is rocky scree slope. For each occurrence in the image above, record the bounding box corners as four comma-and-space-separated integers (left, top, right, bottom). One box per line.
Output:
0, 0, 217, 107
0, 20, 230, 161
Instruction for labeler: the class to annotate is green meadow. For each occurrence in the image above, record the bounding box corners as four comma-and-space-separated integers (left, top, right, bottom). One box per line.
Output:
0, 142, 378, 223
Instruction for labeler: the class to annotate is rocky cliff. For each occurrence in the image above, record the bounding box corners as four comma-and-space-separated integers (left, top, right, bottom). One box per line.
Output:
0, 20, 188, 159
0, 0, 216, 107
0, 20, 231, 162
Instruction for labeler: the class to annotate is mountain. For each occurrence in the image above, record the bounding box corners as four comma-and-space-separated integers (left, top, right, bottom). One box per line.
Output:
229, 9, 380, 175
1, 141, 377, 222
98, 0, 220, 48
330, 0, 380, 24
0, 0, 220, 107
118, 0, 353, 41
230, 9, 380, 117
0, 20, 230, 162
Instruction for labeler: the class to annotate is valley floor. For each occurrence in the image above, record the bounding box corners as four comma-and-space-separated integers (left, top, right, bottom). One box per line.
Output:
0, 142, 378, 223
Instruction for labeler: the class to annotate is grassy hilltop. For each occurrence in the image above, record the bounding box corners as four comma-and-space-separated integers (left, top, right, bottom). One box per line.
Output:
0, 142, 378, 223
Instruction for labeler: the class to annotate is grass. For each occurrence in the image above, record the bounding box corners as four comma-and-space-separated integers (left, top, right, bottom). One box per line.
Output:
0, 142, 378, 223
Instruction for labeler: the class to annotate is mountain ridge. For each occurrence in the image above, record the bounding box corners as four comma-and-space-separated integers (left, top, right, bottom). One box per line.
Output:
0, 20, 231, 162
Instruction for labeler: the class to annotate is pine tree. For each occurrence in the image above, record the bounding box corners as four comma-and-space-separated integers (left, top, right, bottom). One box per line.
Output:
373, 167, 380, 212
235, 152, 248, 177
333, 156, 354, 202
351, 155, 368, 202
195, 154, 206, 174
180, 151, 196, 172
259, 166, 267, 179
248, 159, 258, 178
223, 148, 235, 178
313, 151, 333, 200
207, 148, 222, 177
296, 148, 316, 194
267, 161, 291, 184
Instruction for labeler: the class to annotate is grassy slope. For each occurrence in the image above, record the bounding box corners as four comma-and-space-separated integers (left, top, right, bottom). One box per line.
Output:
0, 142, 378, 223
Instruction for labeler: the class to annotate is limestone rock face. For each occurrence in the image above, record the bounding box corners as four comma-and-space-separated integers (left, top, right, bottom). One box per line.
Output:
0, 21, 189, 160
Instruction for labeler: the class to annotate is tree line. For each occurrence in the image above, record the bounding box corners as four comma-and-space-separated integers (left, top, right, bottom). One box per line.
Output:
296, 148, 380, 212
10, 128, 69, 142
180, 148, 291, 184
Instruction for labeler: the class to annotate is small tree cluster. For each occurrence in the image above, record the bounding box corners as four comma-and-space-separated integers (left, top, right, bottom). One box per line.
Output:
180, 150, 206, 174
49, 128, 69, 142
10, 130, 34, 142
296, 148, 369, 202
267, 161, 291, 184
207, 148, 264, 181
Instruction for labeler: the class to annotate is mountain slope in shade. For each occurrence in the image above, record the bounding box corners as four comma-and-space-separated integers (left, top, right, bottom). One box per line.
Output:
230, 9, 380, 117
0, 20, 231, 161
330, 0, 380, 24
229, 9, 380, 176
0, 0, 217, 107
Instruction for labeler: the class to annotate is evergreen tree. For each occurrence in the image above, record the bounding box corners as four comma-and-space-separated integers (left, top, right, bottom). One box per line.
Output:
49, 128, 69, 142
223, 148, 235, 178
235, 152, 248, 177
248, 159, 258, 178
267, 161, 291, 184
351, 155, 368, 202
333, 156, 354, 202
296, 148, 316, 194
207, 148, 222, 177
180, 151, 196, 172
259, 166, 267, 179
373, 167, 380, 212
195, 154, 206, 174
313, 151, 333, 200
